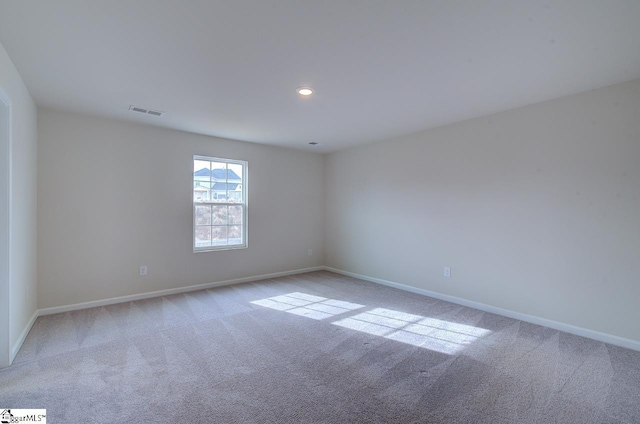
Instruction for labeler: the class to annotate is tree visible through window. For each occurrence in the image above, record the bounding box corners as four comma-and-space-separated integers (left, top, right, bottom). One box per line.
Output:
193, 155, 247, 251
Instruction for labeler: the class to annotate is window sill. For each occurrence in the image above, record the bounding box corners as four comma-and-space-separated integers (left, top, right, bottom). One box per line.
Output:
194, 244, 248, 253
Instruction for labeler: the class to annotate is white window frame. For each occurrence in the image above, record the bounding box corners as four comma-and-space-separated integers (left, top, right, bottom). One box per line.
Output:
193, 155, 248, 252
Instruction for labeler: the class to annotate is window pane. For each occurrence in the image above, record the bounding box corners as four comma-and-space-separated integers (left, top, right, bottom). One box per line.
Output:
228, 205, 243, 224
211, 182, 229, 203
210, 162, 228, 203
194, 190, 207, 203
194, 161, 212, 184
194, 160, 211, 173
195, 226, 212, 247
228, 163, 243, 202
210, 162, 227, 181
195, 205, 212, 225
212, 226, 228, 246
212, 205, 228, 225
228, 163, 243, 182
228, 225, 242, 245
227, 185, 242, 203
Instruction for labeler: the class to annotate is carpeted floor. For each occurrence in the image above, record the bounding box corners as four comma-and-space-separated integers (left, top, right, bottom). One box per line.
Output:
1, 271, 639, 423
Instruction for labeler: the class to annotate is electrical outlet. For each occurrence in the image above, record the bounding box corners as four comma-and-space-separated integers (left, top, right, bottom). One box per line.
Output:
444, 267, 451, 278
308, 249, 313, 256
140, 265, 148, 276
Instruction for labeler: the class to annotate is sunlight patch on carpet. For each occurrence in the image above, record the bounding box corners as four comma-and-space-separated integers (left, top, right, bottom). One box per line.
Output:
251, 293, 490, 354
333, 308, 491, 354
251, 292, 364, 320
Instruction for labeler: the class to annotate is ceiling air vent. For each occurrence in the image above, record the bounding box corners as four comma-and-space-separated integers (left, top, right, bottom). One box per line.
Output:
129, 105, 165, 117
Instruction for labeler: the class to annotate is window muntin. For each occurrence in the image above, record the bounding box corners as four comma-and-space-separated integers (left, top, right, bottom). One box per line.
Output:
193, 156, 247, 251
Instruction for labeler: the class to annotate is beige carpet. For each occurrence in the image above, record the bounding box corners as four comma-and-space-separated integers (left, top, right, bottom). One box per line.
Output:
1, 271, 639, 423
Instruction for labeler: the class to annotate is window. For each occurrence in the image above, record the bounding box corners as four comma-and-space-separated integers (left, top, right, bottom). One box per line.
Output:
193, 155, 247, 251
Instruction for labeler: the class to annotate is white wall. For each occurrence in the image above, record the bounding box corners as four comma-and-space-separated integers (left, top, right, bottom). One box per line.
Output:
37, 109, 324, 309
0, 75, 9, 367
326, 79, 640, 343
0, 41, 38, 366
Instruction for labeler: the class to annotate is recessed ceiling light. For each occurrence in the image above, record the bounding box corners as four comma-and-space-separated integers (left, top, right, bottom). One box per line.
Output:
297, 87, 314, 96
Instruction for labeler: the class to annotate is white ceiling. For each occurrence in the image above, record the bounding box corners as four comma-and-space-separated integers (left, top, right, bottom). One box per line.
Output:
1, 1, 639, 153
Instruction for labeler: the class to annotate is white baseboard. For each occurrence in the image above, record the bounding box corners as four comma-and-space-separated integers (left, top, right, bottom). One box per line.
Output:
324, 266, 640, 352
38, 266, 325, 316
11, 309, 38, 363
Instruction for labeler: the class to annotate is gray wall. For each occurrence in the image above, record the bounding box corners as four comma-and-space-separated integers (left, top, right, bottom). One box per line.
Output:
38, 109, 325, 309
0, 41, 38, 366
326, 79, 640, 343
